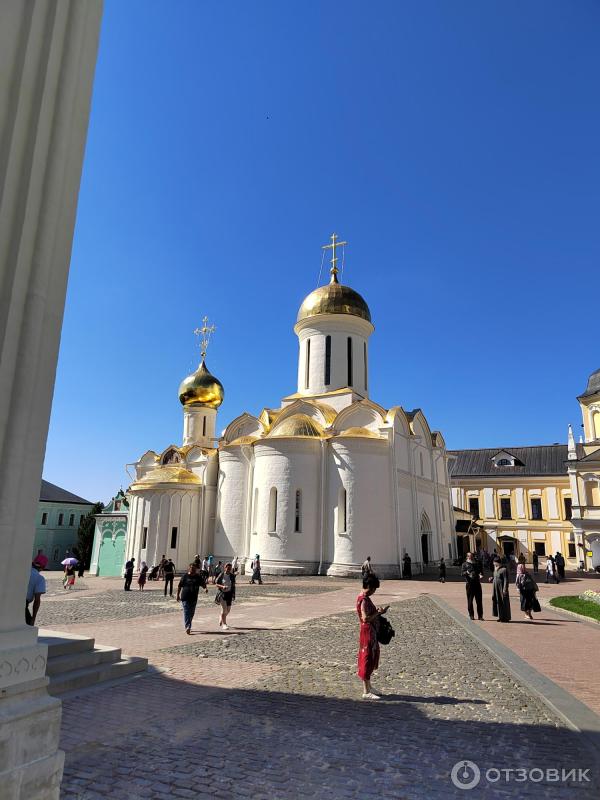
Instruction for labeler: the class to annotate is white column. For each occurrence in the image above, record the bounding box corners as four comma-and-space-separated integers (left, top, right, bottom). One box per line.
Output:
0, 2, 102, 797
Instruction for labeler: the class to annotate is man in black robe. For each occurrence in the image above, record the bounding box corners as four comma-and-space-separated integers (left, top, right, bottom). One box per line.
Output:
461, 552, 483, 620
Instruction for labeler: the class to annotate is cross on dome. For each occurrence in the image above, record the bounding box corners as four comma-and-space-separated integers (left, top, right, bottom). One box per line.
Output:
193, 316, 216, 359
322, 233, 347, 283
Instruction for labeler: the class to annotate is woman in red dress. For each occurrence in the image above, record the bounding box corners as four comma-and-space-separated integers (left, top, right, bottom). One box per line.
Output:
356, 573, 388, 700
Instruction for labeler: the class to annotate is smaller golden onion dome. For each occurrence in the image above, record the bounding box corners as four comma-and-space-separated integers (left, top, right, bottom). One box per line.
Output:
268, 414, 324, 438
178, 360, 224, 408
297, 272, 371, 323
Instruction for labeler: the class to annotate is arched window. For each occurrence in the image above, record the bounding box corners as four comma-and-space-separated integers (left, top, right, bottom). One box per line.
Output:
252, 488, 259, 533
268, 487, 278, 532
305, 339, 311, 389
337, 487, 347, 533
364, 342, 368, 391
496, 458, 511, 467
324, 335, 331, 386
162, 448, 181, 465
420, 511, 432, 565
294, 489, 302, 532
347, 337, 353, 387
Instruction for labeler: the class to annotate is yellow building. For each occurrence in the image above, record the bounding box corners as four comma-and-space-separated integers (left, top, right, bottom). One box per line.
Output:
449, 445, 575, 565
567, 367, 600, 568
449, 365, 600, 571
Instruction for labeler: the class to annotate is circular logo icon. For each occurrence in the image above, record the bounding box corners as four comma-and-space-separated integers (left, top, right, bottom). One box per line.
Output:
451, 760, 481, 790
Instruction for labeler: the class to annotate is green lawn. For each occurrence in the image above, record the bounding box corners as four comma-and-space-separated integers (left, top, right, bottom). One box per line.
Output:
550, 595, 600, 622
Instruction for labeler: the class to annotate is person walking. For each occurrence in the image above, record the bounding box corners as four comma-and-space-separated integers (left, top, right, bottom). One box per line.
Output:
545, 555, 558, 584
250, 555, 262, 585
26, 558, 47, 625
517, 552, 526, 567
214, 561, 224, 584
402, 553, 412, 579
461, 552, 483, 620
361, 557, 373, 578
64, 562, 76, 590
555, 552, 566, 581
124, 557, 135, 591
216, 562, 236, 630
490, 557, 511, 622
438, 557, 446, 583
138, 561, 148, 590
158, 555, 167, 580
164, 558, 175, 597
193, 553, 201, 569
177, 563, 208, 634
515, 563, 540, 621
356, 573, 388, 700
532, 551, 539, 575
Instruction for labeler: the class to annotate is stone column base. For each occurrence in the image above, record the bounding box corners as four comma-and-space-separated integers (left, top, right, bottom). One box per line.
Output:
256, 559, 320, 576
327, 562, 402, 579
1, 648, 64, 800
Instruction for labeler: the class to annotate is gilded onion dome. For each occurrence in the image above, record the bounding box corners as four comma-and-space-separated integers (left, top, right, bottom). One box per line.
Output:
297, 269, 371, 323
178, 360, 224, 408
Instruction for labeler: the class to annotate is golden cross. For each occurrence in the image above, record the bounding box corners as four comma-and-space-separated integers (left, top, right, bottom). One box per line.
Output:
322, 232, 347, 281
193, 315, 216, 359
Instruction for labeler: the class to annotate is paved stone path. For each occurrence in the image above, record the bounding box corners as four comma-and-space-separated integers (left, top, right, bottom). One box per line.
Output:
46, 577, 600, 800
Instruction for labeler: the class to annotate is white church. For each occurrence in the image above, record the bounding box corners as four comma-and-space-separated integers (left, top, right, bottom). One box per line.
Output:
125, 236, 455, 576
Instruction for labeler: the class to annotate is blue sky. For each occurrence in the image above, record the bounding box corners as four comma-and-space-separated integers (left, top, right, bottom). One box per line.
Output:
44, 0, 600, 503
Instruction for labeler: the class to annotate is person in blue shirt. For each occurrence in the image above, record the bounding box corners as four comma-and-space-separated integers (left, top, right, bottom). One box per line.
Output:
26, 558, 47, 625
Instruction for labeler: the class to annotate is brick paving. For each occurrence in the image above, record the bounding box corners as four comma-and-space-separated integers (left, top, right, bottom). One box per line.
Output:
40, 574, 600, 799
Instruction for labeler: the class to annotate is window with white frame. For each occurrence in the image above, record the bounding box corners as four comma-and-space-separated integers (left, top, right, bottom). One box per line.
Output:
252, 488, 259, 534
337, 487, 347, 533
268, 488, 278, 533
294, 489, 302, 532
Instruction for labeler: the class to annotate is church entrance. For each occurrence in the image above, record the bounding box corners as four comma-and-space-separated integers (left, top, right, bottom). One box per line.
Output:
421, 533, 429, 566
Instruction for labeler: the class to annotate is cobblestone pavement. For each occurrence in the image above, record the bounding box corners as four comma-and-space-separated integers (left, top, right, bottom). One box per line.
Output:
37, 579, 341, 626
59, 594, 599, 799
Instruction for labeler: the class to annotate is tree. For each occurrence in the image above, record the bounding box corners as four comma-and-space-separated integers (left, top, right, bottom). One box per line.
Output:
76, 502, 104, 568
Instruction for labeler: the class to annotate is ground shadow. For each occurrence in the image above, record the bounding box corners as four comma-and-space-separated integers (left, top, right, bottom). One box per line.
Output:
58, 669, 600, 800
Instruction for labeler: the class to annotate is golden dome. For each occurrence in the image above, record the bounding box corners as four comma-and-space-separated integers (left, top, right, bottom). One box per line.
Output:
297, 273, 371, 323
178, 360, 224, 408
131, 466, 201, 489
337, 427, 380, 438
268, 414, 324, 438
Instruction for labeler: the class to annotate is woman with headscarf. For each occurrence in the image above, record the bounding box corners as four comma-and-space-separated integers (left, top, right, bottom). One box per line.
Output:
357, 573, 388, 700
515, 563, 540, 621
137, 561, 148, 591
489, 557, 511, 622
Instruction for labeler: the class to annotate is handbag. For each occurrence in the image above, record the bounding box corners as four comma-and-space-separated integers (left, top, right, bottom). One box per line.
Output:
376, 615, 395, 645
214, 589, 224, 605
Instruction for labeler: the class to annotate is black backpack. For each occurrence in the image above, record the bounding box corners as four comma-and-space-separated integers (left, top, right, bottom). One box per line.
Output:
376, 615, 395, 645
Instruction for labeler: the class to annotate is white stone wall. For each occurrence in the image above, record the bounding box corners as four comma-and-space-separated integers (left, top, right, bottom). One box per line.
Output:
213, 448, 249, 560
326, 438, 394, 575
294, 315, 373, 397
252, 440, 322, 572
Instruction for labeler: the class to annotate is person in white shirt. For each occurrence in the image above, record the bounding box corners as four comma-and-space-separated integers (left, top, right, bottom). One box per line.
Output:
26, 559, 47, 626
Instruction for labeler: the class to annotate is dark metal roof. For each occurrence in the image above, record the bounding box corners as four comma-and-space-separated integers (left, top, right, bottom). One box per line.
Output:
40, 479, 93, 505
449, 445, 568, 477
579, 368, 600, 399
